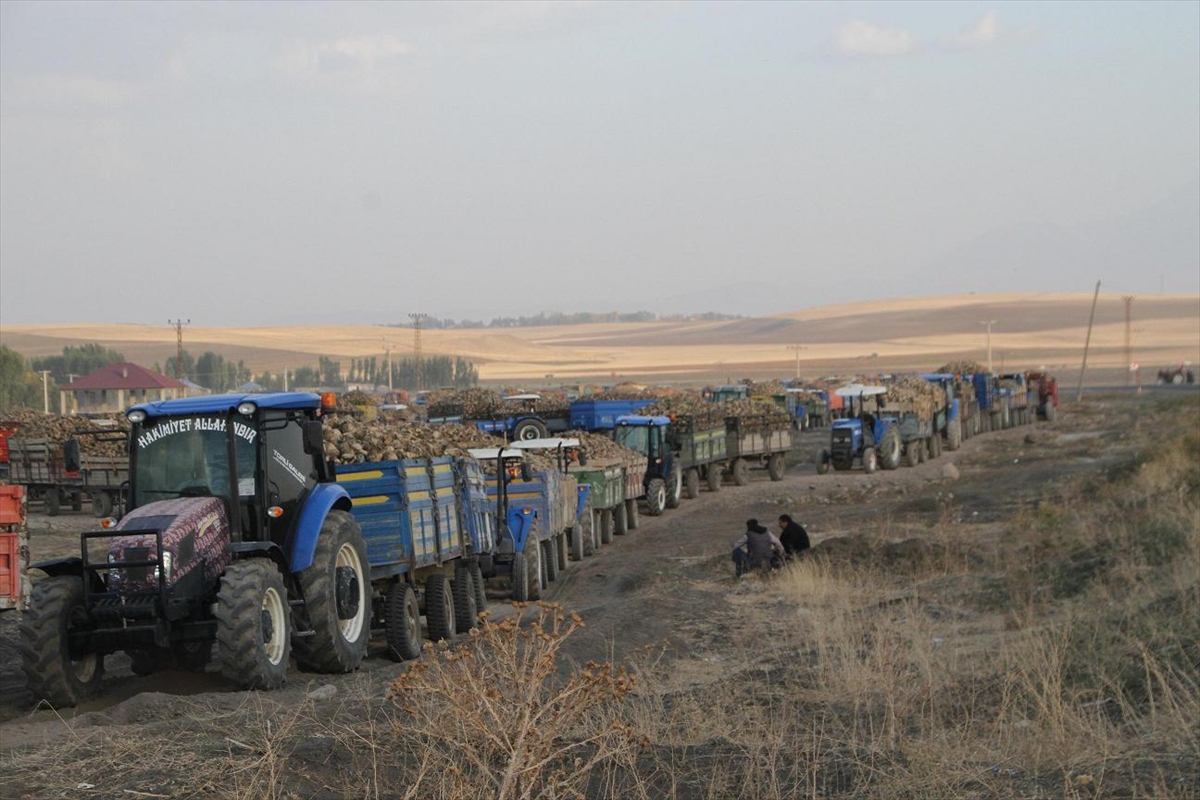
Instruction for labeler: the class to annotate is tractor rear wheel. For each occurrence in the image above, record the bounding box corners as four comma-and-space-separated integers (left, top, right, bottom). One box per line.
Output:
513, 419, 549, 441
878, 428, 902, 470
472, 563, 488, 612
385, 581, 422, 662
293, 511, 369, 674
424, 573, 456, 641
215, 560, 291, 691
511, 552, 531, 601
20, 576, 104, 708
645, 478, 667, 516
570, 517, 586, 561
665, 464, 683, 509
684, 469, 701, 499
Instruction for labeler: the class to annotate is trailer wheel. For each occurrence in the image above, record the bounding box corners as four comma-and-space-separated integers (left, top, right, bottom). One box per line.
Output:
513, 419, 549, 441
45, 490, 61, 517
215, 560, 291, 690
20, 576, 104, 708
600, 509, 613, 544
863, 447, 878, 474
706, 466, 722, 492
684, 469, 700, 499
625, 498, 639, 530
645, 478, 667, 516
665, 464, 683, 509
91, 492, 114, 518
613, 501, 627, 535
557, 531, 569, 572
472, 563, 488, 613
424, 573, 456, 641
453, 563, 479, 630
946, 420, 962, 451
904, 442, 920, 468
731, 458, 749, 486
878, 428, 902, 470
511, 552, 531, 601
292, 511, 369, 674
543, 539, 560, 583
385, 581, 422, 661
767, 453, 786, 481
816, 448, 831, 475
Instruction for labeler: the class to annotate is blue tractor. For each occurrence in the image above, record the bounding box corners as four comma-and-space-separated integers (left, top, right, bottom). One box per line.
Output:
815, 385, 902, 474
19, 393, 377, 707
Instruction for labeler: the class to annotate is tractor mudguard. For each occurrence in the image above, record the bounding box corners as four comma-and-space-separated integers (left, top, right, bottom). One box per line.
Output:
229, 540, 290, 573
288, 483, 352, 573
506, 506, 537, 553
29, 556, 106, 592
575, 484, 591, 520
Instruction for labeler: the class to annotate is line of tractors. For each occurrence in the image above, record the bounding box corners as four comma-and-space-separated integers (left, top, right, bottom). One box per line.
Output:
4, 368, 1059, 707
815, 371, 1059, 474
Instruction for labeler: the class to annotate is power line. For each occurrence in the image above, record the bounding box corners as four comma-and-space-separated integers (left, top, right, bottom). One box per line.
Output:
168, 319, 190, 379
787, 345, 807, 380
409, 313, 427, 391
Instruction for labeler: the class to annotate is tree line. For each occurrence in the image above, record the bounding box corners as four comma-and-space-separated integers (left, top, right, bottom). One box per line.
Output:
0, 343, 479, 413
387, 310, 741, 329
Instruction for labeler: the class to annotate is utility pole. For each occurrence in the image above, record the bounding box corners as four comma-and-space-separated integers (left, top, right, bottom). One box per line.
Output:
787, 345, 807, 380
382, 337, 393, 392
979, 319, 997, 373
168, 318, 190, 378
1077, 280, 1102, 402
409, 313, 427, 391
1123, 295, 1134, 387
40, 370, 51, 414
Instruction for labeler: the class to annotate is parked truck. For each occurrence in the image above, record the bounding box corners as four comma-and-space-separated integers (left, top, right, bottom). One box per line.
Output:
7, 433, 128, 517
19, 392, 488, 708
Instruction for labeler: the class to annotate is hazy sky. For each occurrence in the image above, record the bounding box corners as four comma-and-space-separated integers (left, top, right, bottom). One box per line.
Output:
1, 1, 1197, 326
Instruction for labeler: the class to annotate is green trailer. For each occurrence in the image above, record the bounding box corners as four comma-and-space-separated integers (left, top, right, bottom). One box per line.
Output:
569, 460, 627, 545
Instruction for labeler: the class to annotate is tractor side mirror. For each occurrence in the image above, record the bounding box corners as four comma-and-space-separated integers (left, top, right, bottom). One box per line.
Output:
302, 420, 324, 455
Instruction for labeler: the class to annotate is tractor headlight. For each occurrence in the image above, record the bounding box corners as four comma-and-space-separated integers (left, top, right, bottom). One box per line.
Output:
127, 409, 147, 423
155, 551, 174, 582
237, 402, 257, 416
107, 553, 118, 583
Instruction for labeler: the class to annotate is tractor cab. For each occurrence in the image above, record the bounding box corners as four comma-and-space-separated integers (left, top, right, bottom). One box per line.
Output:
704, 385, 749, 403
612, 414, 673, 476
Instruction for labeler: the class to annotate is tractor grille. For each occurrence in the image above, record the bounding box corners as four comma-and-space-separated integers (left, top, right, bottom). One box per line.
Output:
122, 546, 152, 584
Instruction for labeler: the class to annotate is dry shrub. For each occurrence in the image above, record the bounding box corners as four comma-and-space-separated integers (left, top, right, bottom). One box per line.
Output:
389, 602, 641, 800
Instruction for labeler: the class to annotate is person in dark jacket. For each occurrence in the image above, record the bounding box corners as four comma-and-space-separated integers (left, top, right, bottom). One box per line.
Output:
732, 518, 785, 577
777, 514, 810, 559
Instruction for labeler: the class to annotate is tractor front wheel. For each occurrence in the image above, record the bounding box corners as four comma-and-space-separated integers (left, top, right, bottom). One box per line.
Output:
215, 560, 291, 691
292, 511, 369, 674
20, 576, 105, 708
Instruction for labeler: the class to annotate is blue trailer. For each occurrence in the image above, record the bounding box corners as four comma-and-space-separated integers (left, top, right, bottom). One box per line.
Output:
335, 455, 494, 661
568, 399, 654, 430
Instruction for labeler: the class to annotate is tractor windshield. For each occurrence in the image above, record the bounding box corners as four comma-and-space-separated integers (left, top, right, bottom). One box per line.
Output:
614, 425, 648, 455
132, 415, 259, 508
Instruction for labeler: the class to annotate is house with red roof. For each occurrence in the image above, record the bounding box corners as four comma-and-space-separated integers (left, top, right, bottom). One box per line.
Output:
61, 363, 186, 415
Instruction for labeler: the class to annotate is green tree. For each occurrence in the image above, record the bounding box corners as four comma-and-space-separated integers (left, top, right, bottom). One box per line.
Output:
164, 349, 196, 380
0, 345, 49, 410
31, 343, 126, 384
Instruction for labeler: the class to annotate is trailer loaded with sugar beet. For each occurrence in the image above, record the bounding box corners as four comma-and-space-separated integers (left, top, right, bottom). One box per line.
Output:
18, 392, 494, 708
